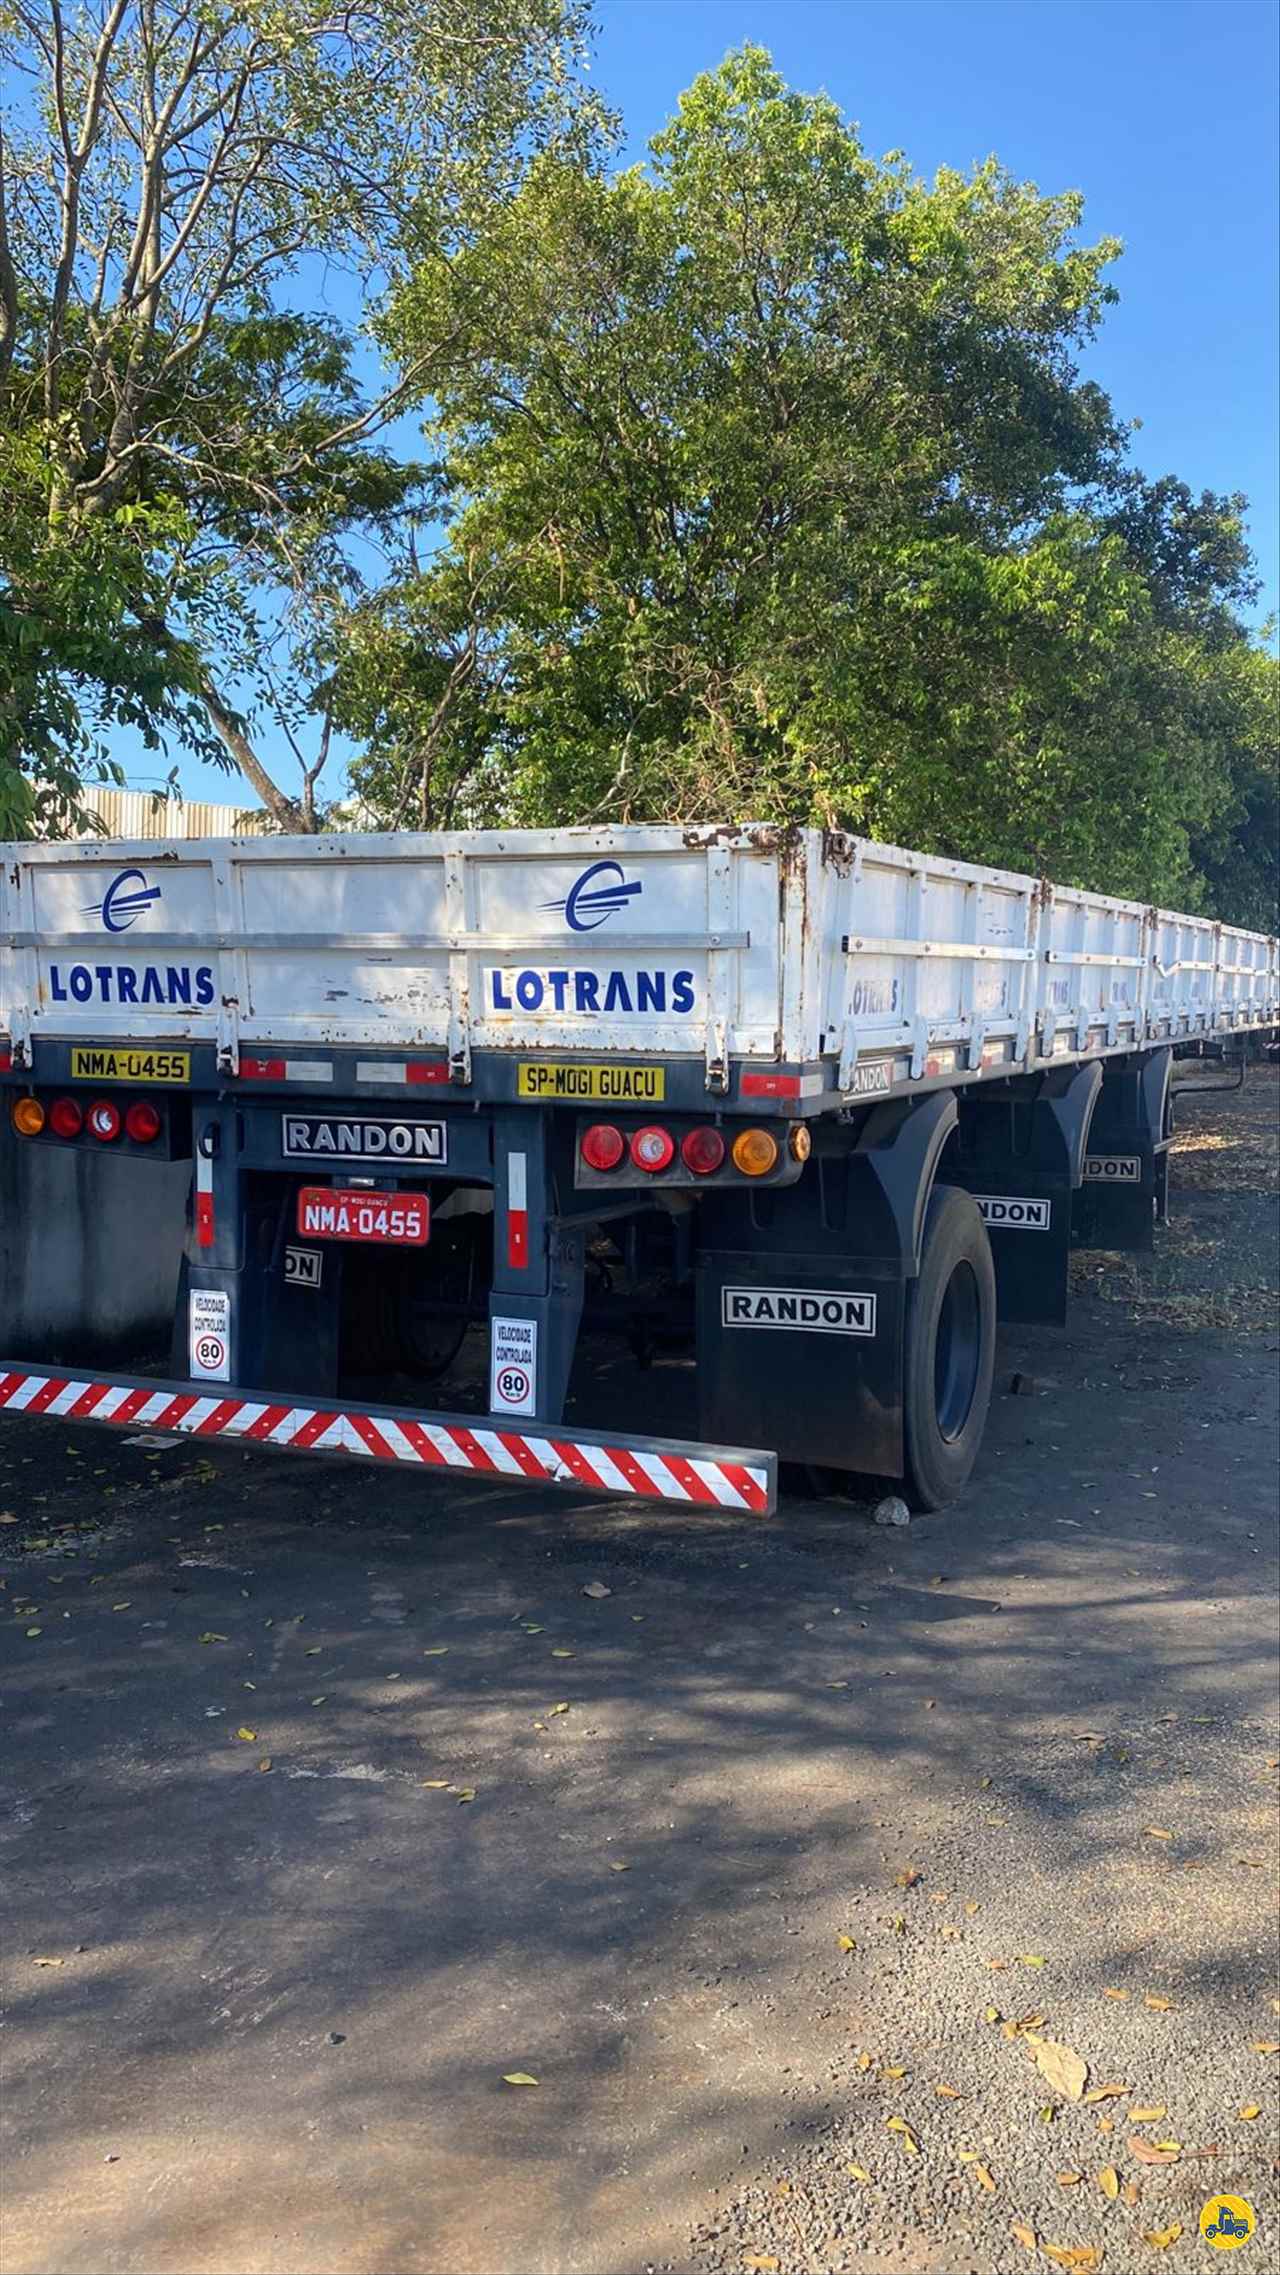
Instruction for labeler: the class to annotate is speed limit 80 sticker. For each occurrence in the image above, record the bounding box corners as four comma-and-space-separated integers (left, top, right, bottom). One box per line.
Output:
189, 1287, 231, 1382
490, 1316, 537, 1416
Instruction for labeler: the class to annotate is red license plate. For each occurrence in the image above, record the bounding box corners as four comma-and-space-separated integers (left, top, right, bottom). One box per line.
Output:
296, 1187, 431, 1245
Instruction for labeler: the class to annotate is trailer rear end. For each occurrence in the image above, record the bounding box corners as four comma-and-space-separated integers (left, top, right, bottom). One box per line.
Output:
3, 826, 1276, 1513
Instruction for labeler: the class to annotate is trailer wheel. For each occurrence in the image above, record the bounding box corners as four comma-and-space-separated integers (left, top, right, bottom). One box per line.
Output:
902, 1185, 996, 1511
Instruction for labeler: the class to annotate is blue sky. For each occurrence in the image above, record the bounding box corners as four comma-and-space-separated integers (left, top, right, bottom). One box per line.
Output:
168, 0, 1279, 801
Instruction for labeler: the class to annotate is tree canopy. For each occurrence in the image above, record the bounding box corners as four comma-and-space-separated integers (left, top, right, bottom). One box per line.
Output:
2, 31, 1274, 925
0, 0, 602, 833
337, 46, 1275, 921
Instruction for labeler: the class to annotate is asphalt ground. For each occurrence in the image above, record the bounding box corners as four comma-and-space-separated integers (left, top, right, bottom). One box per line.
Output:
1, 1064, 1277, 2275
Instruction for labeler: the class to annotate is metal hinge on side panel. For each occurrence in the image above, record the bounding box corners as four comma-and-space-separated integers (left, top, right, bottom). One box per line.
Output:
704, 845, 734, 1093
444, 845, 472, 1084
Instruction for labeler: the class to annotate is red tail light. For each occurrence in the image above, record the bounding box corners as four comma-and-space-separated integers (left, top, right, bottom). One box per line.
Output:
49, 1097, 84, 1139
581, 1123, 624, 1171
681, 1126, 725, 1176
87, 1099, 122, 1142
125, 1100, 161, 1143
630, 1125, 675, 1174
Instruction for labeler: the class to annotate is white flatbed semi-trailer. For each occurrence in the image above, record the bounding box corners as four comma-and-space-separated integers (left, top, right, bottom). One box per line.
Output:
2, 825, 1276, 1513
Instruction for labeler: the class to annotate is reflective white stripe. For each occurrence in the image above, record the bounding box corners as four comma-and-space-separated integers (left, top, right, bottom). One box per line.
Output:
180, 1398, 221, 1432
215, 1402, 269, 1437
92, 1385, 136, 1420
417, 1423, 473, 1468
521, 1436, 561, 1474
508, 1152, 527, 1211
45, 1378, 93, 1415
355, 1062, 408, 1084
195, 1148, 213, 1196
577, 1445, 631, 1494
686, 1456, 749, 1509
267, 1407, 315, 1443
374, 1416, 425, 1464
135, 1391, 179, 1426
285, 1061, 332, 1082
629, 1449, 693, 1501
467, 1427, 525, 1476
3, 1375, 47, 1410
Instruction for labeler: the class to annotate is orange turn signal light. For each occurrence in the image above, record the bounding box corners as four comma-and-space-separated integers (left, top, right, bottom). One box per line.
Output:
731, 1126, 779, 1177
12, 1096, 46, 1138
788, 1124, 812, 1163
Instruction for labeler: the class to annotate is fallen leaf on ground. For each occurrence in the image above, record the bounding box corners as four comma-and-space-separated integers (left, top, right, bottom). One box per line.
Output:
502, 2072, 539, 2087
1143, 1995, 1172, 2011
1055, 2171, 1083, 2186
837, 1934, 856, 1952
1143, 1827, 1173, 1840
582, 1582, 611, 1599
1142, 2225, 1182, 2249
895, 1867, 922, 1888
1011, 2223, 1037, 2254
1019, 1954, 1045, 1968
1102, 1987, 1129, 2001
1098, 2165, 1120, 2199
741, 2258, 779, 2273
984, 2005, 1002, 2024
454, 1788, 476, 1804
885, 2116, 920, 2154
1042, 2248, 1102, 2272
1028, 2037, 1089, 2102
1123, 2181, 1140, 2208
1083, 2084, 1128, 2104
235, 1727, 257, 1742
935, 2083, 962, 2099
1249, 2040, 1280, 2054
1128, 2137, 1179, 2164
33, 1956, 65, 1968
257, 1758, 272, 1772
550, 1648, 574, 1659
846, 2163, 872, 2184
607, 1861, 630, 1873
548, 1701, 570, 1716
422, 1646, 449, 1656
1128, 2106, 1167, 2123
420, 1780, 451, 1789
1237, 2104, 1262, 2120
972, 2162, 997, 2192
855, 2052, 873, 2072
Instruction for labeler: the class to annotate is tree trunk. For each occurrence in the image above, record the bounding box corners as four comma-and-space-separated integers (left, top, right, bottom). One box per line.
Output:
199, 680, 316, 833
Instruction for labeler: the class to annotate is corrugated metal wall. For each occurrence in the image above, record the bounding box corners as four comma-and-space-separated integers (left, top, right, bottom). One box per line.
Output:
68, 787, 265, 839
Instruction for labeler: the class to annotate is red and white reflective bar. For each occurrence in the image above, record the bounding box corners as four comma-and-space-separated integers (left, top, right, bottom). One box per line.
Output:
0, 1367, 776, 1514
506, 1149, 529, 1270
236, 1057, 450, 1085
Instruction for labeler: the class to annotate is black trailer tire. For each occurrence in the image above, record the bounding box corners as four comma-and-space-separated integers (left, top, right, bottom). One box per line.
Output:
902, 1184, 996, 1511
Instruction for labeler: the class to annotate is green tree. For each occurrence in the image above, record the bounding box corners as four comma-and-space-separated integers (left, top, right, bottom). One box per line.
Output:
345, 46, 1271, 916
0, 0, 602, 834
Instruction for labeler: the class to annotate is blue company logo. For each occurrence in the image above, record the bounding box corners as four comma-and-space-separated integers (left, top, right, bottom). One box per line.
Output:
542, 859, 642, 932
85, 868, 162, 934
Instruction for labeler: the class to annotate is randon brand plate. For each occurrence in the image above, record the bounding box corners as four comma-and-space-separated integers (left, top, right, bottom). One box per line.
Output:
516, 1061, 665, 1103
282, 1115, 446, 1166
722, 1287, 877, 1336
284, 1245, 324, 1287
1083, 1155, 1142, 1183
71, 1047, 189, 1084
844, 1059, 894, 1100
297, 1189, 430, 1246
974, 1194, 1052, 1231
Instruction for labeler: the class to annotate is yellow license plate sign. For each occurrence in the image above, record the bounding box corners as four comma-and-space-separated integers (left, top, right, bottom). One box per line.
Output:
70, 1047, 190, 1085
516, 1061, 665, 1104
